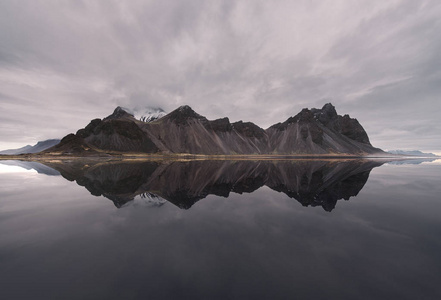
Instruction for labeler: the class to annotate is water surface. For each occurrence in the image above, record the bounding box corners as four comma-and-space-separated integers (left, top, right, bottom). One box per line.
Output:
0, 159, 440, 299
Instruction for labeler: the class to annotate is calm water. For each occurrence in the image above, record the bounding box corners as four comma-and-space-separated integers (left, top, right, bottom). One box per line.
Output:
0, 159, 440, 299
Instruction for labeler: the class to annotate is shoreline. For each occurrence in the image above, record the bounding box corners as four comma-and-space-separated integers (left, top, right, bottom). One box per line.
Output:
0, 153, 432, 162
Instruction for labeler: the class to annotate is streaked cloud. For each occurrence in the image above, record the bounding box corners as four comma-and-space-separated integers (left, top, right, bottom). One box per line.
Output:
0, 0, 440, 151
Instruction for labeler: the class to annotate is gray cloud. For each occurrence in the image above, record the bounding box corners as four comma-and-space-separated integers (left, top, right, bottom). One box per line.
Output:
0, 0, 440, 152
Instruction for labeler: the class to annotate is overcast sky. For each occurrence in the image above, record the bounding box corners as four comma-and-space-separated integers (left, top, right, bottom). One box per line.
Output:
1, 0, 440, 153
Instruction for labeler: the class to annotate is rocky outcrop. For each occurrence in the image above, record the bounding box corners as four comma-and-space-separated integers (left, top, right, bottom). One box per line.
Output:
266, 103, 381, 154
45, 134, 97, 155
140, 105, 270, 154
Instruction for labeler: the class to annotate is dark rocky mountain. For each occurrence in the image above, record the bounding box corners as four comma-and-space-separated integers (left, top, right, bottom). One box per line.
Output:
141, 105, 271, 154
44, 103, 383, 156
267, 103, 379, 154
41, 159, 385, 211
0, 139, 60, 155
46, 134, 100, 155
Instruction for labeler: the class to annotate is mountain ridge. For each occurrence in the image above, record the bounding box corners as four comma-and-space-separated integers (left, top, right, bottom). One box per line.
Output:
42, 103, 384, 156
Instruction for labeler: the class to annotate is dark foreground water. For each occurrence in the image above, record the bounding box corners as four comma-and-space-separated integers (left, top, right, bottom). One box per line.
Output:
0, 159, 440, 299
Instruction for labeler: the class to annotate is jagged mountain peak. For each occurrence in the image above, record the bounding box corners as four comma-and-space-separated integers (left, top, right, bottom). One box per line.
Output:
265, 103, 378, 154
294, 108, 316, 122
179, 104, 191, 110
272, 103, 343, 129
232, 121, 266, 138
321, 102, 337, 114
268, 107, 316, 131
311, 103, 338, 125
104, 106, 135, 120
164, 105, 207, 124
104, 106, 167, 123
177, 105, 198, 114
209, 117, 233, 132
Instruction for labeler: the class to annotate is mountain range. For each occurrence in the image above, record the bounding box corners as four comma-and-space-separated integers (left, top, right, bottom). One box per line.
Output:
0, 139, 60, 155
387, 150, 437, 157
44, 103, 384, 156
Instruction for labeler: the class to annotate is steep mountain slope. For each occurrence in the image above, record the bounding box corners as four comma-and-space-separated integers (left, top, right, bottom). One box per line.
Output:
266, 103, 382, 154
80, 117, 159, 153
44, 134, 99, 155
48, 107, 160, 153
45, 103, 383, 156
141, 105, 270, 154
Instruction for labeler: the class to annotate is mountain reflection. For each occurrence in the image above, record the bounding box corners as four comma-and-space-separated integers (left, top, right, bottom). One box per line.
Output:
39, 159, 384, 211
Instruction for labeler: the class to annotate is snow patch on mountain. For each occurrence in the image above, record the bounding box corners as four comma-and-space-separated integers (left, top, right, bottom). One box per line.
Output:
121, 106, 167, 122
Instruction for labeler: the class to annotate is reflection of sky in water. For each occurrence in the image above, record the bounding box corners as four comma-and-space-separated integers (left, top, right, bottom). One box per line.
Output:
422, 158, 441, 165
0, 160, 440, 299
0, 163, 37, 173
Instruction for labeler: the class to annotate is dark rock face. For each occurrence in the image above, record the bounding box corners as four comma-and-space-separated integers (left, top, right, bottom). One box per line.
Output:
76, 118, 102, 138
48, 109, 159, 154
44, 134, 97, 154
139, 105, 270, 154
266, 103, 380, 155
42, 159, 385, 211
311, 103, 338, 125
337, 115, 370, 144
163, 105, 207, 125
48, 103, 383, 155
84, 119, 159, 152
232, 121, 266, 138
311, 103, 370, 144
208, 117, 233, 132
104, 106, 134, 120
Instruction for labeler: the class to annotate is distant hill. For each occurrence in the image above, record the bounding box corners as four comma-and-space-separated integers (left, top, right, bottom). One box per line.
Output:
387, 150, 437, 157
44, 103, 384, 156
0, 139, 60, 155
0, 144, 33, 155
